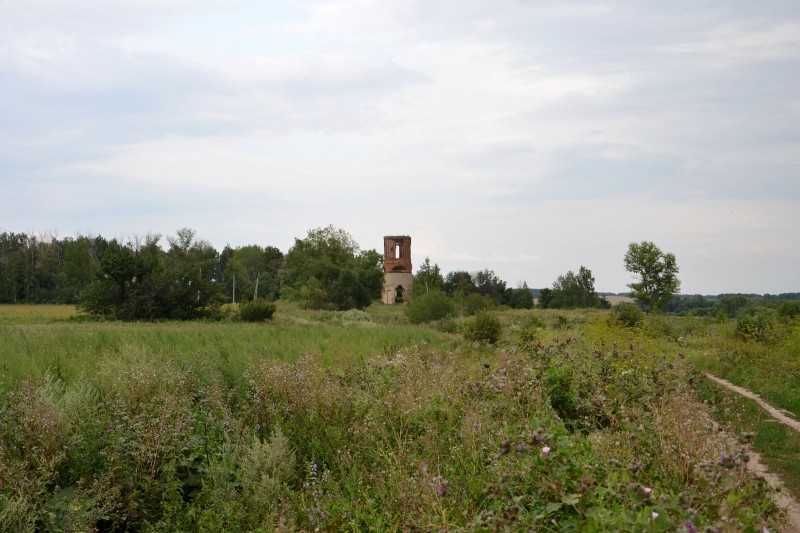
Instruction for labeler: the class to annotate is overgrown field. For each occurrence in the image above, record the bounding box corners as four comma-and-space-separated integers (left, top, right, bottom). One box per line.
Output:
0, 304, 797, 531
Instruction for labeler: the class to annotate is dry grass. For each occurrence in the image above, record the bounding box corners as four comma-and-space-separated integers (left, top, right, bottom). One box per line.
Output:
0, 304, 78, 321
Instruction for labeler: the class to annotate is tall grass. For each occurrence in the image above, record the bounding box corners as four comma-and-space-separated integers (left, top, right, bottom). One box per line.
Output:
688, 317, 800, 416
0, 304, 790, 531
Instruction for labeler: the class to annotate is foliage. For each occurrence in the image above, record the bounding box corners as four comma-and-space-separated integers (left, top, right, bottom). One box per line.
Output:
624, 241, 681, 313
516, 312, 546, 344
538, 287, 553, 309
412, 257, 444, 295
238, 300, 277, 322
281, 226, 382, 310
734, 311, 777, 343
77, 230, 224, 320
611, 303, 644, 327
224, 245, 284, 302
455, 291, 494, 316
404, 291, 455, 324
547, 266, 599, 309
0, 306, 789, 531
443, 270, 475, 296
509, 282, 535, 309
473, 268, 508, 303
462, 310, 502, 344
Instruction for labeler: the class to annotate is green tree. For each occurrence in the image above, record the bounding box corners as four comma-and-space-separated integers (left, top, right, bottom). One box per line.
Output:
473, 268, 508, 304
78, 229, 223, 320
443, 271, 475, 296
549, 266, 598, 308
281, 226, 382, 310
510, 282, 534, 309
624, 241, 681, 313
538, 288, 553, 309
226, 245, 284, 302
413, 257, 444, 295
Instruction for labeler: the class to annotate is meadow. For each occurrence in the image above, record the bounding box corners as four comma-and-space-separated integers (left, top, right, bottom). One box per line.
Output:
1, 303, 798, 532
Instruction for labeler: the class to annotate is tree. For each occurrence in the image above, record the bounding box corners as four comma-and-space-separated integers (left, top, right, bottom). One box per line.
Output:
538, 288, 553, 309
225, 245, 284, 302
413, 257, 444, 295
473, 268, 508, 304
443, 271, 475, 296
549, 266, 598, 309
510, 282, 534, 309
78, 229, 223, 320
281, 225, 382, 310
624, 241, 680, 313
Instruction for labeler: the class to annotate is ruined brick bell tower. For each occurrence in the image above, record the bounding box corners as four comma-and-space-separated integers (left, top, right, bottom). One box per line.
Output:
382, 236, 412, 304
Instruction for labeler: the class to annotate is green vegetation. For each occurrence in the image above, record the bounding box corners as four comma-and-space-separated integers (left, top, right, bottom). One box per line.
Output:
78, 229, 224, 320
238, 300, 277, 322
281, 225, 383, 310
624, 241, 681, 313
541, 265, 605, 309
688, 316, 800, 417
695, 377, 800, 497
461, 310, 502, 344
1, 304, 797, 531
405, 290, 455, 324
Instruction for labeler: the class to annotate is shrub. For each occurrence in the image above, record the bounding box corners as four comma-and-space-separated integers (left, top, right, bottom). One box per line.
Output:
778, 301, 800, 320
405, 291, 455, 324
611, 303, 643, 328
518, 313, 545, 344
431, 317, 458, 333
239, 301, 276, 322
734, 312, 776, 343
460, 292, 493, 316
462, 311, 502, 344
644, 314, 679, 340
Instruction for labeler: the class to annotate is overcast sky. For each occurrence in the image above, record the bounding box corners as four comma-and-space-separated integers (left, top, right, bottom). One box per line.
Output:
2, 1, 799, 294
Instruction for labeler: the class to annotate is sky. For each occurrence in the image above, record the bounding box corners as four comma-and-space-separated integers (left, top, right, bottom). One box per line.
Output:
1, 0, 799, 294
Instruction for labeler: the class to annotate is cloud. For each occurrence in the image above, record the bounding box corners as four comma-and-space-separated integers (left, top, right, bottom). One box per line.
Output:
1, 0, 799, 293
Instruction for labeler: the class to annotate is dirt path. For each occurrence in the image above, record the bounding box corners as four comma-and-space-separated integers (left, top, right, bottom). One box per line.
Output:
704, 373, 800, 532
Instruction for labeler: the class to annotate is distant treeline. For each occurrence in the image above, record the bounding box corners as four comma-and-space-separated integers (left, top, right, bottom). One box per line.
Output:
2, 230, 796, 318
0, 230, 281, 308
660, 293, 800, 318
0, 228, 537, 316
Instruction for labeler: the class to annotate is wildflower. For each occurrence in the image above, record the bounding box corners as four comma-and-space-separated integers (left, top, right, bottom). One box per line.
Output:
541, 446, 551, 456
433, 475, 449, 497
651, 511, 659, 519
499, 440, 512, 455
529, 429, 546, 444
683, 520, 697, 533
515, 443, 527, 454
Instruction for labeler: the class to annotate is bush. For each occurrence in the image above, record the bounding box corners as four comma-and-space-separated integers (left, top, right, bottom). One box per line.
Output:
431, 317, 458, 333
778, 301, 800, 320
460, 292, 494, 316
405, 291, 455, 324
611, 303, 643, 328
462, 310, 502, 344
734, 312, 776, 343
239, 301, 276, 322
518, 313, 545, 343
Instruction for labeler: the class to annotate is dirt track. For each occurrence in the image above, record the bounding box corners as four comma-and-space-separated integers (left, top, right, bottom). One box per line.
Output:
704, 374, 800, 532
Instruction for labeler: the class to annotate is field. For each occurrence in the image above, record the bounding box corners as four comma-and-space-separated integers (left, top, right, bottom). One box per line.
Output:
1, 303, 798, 532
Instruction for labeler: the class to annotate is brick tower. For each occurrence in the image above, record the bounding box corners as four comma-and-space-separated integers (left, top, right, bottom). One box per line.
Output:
381, 236, 412, 304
